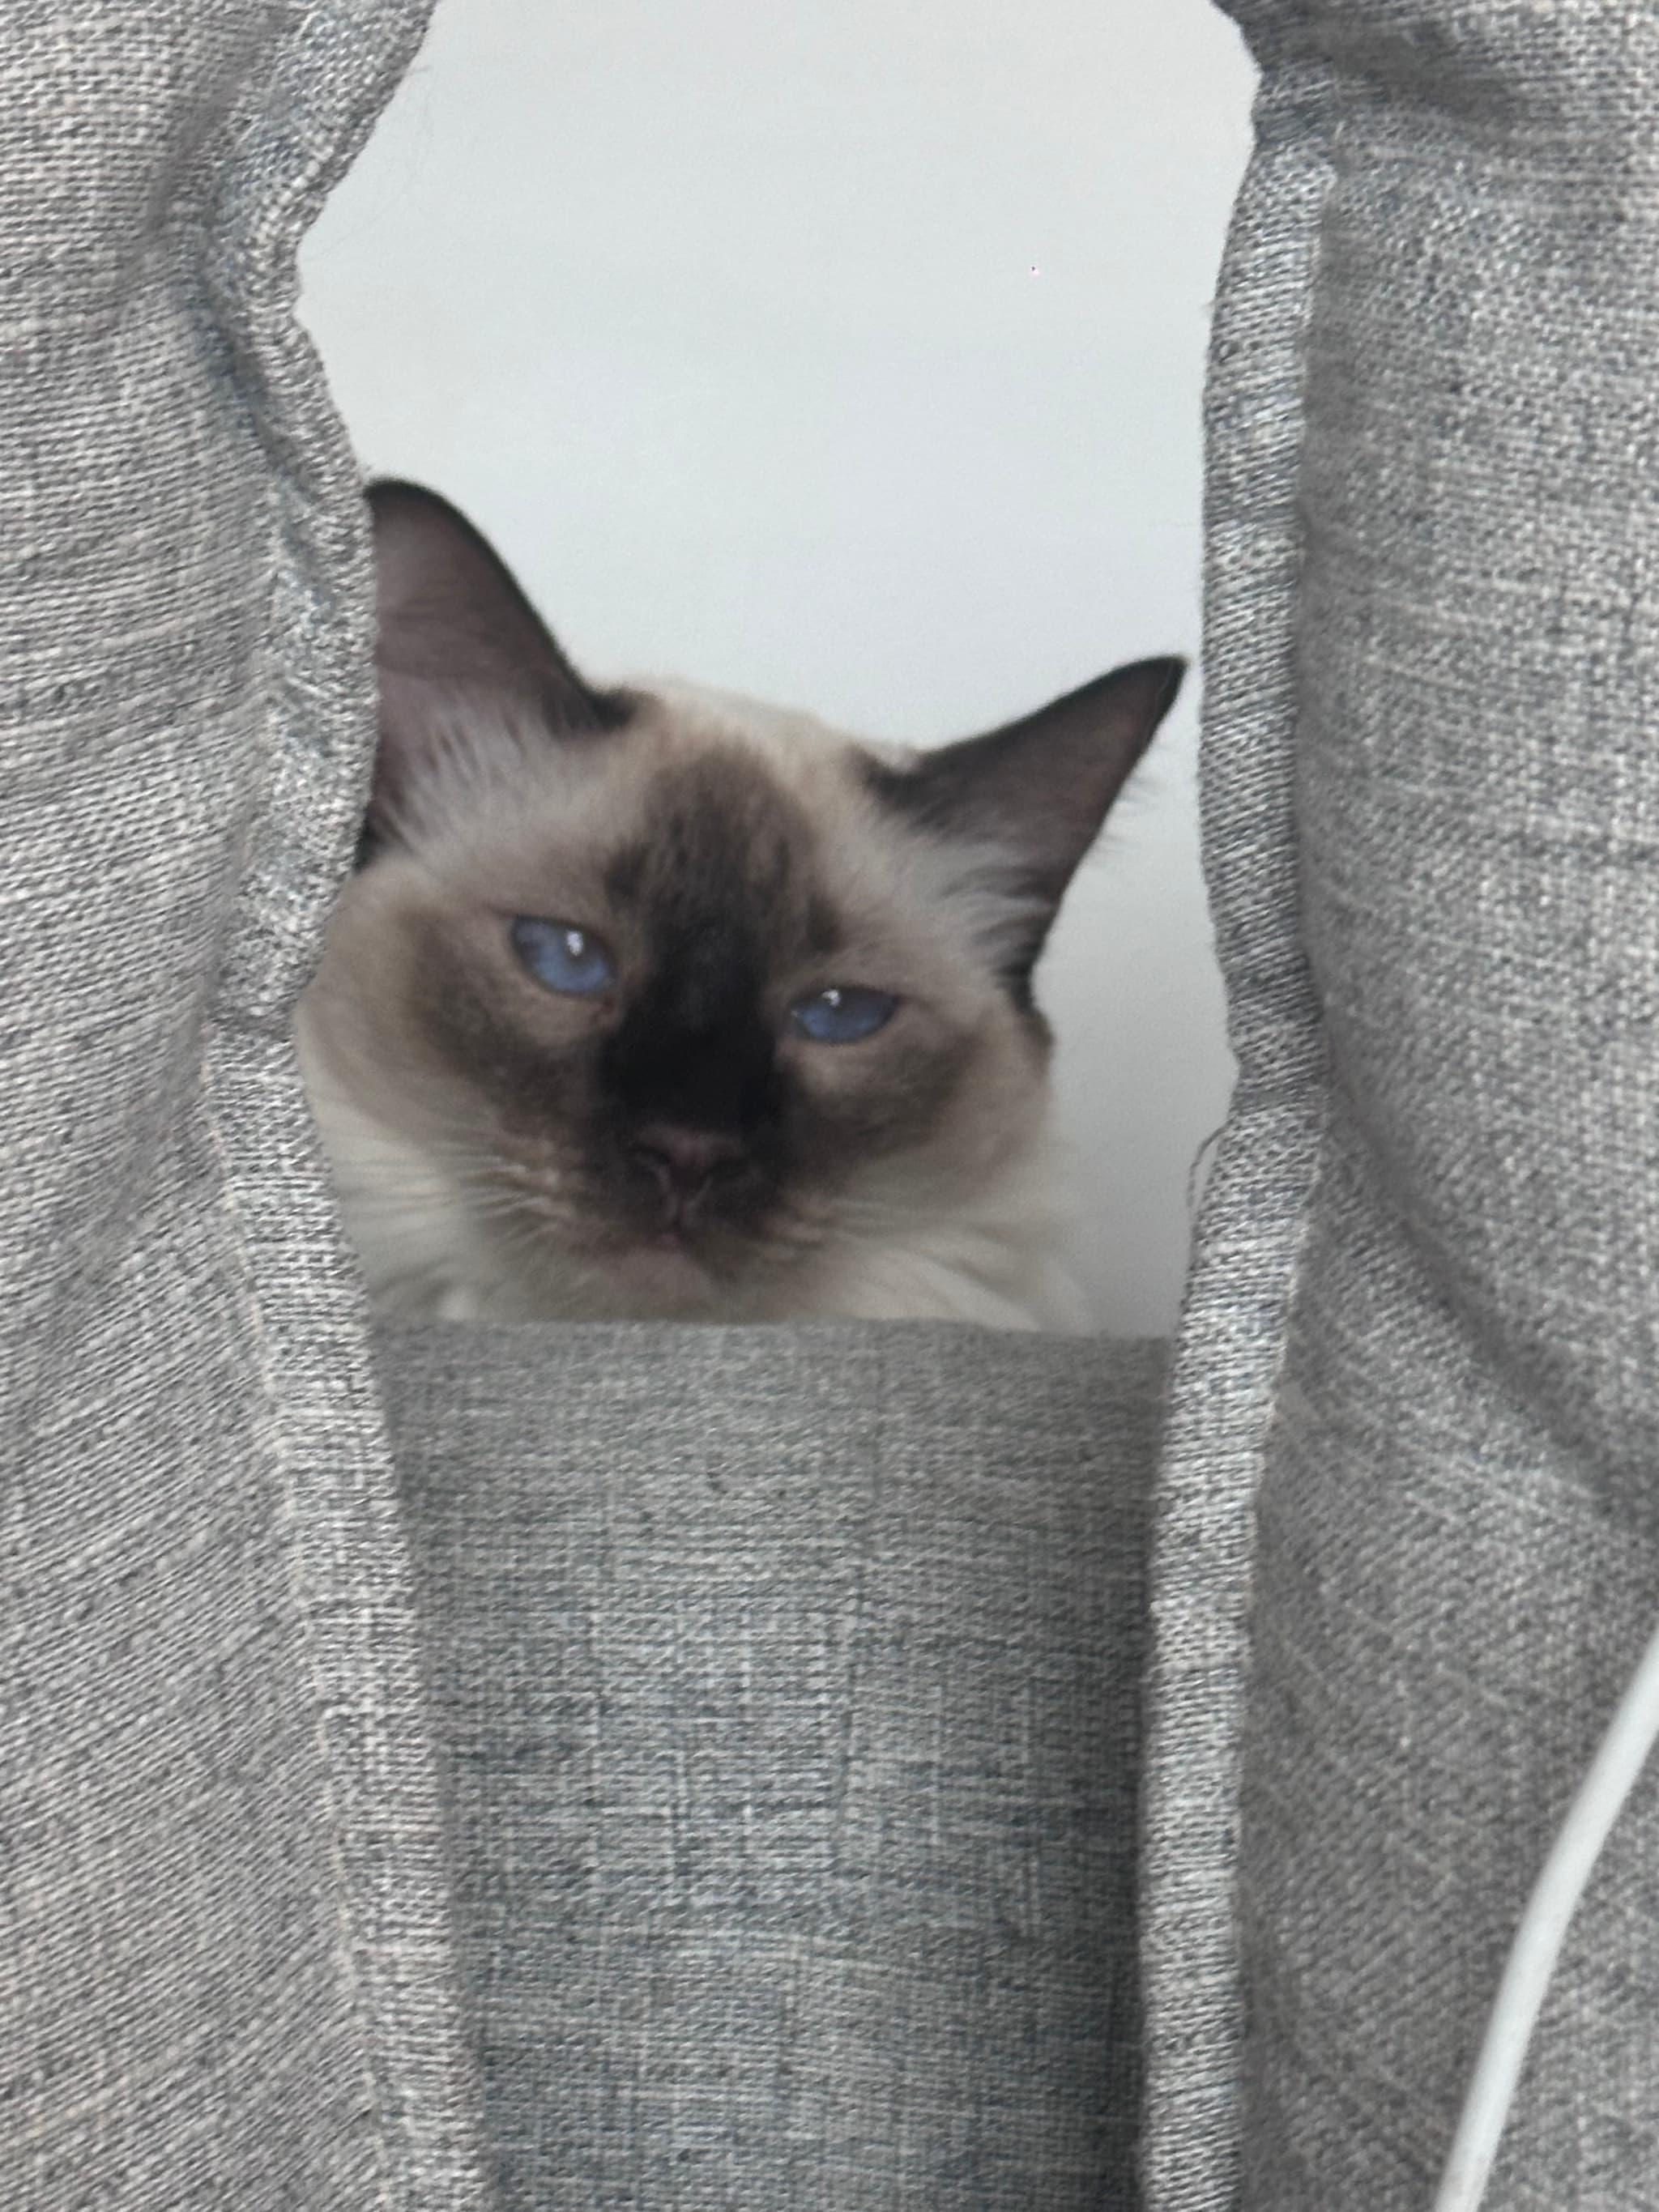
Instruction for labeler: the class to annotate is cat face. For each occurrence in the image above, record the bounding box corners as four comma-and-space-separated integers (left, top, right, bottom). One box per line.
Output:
298, 482, 1182, 1321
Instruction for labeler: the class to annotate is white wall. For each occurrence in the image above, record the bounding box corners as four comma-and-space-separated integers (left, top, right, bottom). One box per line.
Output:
300, 0, 1256, 1333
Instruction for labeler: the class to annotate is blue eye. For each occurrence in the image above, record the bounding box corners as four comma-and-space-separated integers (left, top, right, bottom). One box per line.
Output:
510, 916, 616, 997
789, 986, 898, 1043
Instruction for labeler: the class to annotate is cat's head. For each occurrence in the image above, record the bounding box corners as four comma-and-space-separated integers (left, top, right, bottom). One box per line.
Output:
301, 480, 1183, 1319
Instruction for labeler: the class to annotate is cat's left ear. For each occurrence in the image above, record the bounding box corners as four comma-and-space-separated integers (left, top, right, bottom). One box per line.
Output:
869, 654, 1185, 980
360, 479, 629, 853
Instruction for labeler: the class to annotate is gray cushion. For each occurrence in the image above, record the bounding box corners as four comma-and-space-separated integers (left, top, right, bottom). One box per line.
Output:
1144, 3, 1659, 2206
380, 1320, 1165, 2210
0, 4, 491, 2206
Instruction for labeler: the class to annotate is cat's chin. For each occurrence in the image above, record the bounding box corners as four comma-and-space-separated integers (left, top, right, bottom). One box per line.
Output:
594, 1233, 727, 1314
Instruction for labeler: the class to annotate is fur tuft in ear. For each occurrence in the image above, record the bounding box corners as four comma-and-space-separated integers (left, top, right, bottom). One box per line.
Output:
867, 654, 1185, 995
362, 479, 631, 853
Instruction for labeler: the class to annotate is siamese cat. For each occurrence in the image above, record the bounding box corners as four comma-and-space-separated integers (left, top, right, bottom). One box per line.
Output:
296, 481, 1183, 1329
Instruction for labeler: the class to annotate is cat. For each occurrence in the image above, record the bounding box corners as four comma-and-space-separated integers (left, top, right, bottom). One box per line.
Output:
296, 480, 1183, 1330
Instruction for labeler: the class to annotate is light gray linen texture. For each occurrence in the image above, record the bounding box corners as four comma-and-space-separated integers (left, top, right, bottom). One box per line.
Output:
1149, 2, 1659, 2206
1137, 26, 1333, 2212
379, 1322, 1165, 2212
0, 4, 491, 2206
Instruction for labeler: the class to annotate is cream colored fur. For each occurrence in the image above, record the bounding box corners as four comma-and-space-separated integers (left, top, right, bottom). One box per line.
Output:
298, 680, 1098, 1332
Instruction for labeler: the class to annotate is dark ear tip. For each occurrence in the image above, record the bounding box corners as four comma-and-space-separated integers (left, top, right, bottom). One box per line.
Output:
365, 476, 431, 506
1113, 654, 1188, 718
365, 477, 467, 531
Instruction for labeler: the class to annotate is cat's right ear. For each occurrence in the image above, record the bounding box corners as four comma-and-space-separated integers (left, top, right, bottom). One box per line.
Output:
864, 654, 1185, 1000
362, 479, 629, 851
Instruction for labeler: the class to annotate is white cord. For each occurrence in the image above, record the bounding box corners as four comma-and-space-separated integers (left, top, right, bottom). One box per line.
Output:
1433, 1607, 1659, 2212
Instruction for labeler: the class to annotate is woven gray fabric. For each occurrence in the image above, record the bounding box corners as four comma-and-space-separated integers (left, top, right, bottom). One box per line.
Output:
1136, 23, 1333, 2211
0, 5, 490, 2205
1148, 2, 1659, 2206
380, 1321, 1165, 2211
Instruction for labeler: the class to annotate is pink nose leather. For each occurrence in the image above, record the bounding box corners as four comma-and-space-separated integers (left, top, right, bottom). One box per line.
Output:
629, 1124, 745, 1200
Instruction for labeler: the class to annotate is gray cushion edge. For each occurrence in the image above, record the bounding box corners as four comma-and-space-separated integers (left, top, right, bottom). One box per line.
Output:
375, 1317, 1168, 2210
202, 2, 493, 2201
1136, 41, 1337, 2212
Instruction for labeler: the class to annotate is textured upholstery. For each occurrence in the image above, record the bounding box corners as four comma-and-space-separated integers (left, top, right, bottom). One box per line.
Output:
0, 5, 490, 2206
1144, 6, 1659, 2207
20, 0, 1653, 2203
381, 1322, 1165, 2211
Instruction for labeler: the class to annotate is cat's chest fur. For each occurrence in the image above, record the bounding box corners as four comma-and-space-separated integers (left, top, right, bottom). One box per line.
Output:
298, 480, 1181, 1332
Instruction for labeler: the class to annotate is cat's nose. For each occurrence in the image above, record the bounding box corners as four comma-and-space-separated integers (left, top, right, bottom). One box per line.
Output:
629, 1123, 746, 1204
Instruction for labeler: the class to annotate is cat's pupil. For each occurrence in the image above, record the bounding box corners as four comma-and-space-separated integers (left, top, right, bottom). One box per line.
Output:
510, 915, 615, 997
790, 985, 898, 1044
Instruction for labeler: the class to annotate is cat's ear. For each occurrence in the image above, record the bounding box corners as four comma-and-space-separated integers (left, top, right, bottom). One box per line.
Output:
870, 654, 1185, 991
362, 479, 628, 847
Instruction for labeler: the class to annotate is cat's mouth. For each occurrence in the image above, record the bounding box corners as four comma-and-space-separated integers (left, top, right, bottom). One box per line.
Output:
589, 1197, 823, 1311
586, 1207, 795, 1314
598, 1227, 720, 1303
603, 1129, 778, 1255
481, 1127, 827, 1311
